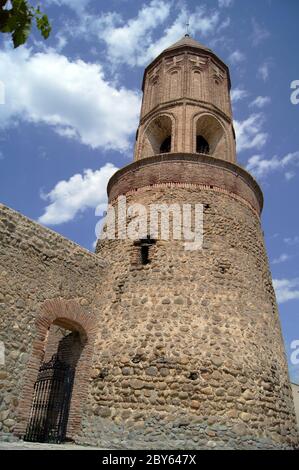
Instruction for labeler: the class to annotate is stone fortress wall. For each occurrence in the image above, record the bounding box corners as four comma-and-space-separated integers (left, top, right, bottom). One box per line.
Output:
0, 204, 105, 441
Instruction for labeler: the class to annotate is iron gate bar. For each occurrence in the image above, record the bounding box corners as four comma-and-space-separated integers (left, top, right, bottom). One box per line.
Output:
24, 354, 75, 443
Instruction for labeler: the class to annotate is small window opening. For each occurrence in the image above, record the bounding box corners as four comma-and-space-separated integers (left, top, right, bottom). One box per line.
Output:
98, 368, 109, 380
188, 372, 198, 381
134, 235, 156, 265
160, 136, 171, 153
141, 245, 150, 265
196, 135, 210, 154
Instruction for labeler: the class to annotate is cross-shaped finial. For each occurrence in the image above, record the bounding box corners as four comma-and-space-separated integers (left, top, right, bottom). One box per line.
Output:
185, 20, 190, 37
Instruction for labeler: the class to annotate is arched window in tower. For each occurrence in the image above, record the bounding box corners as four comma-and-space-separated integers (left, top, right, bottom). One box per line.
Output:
142, 115, 173, 157
196, 135, 209, 154
195, 114, 224, 157
160, 136, 171, 153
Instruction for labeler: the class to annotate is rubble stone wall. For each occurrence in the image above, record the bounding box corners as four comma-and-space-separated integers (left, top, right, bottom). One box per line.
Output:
90, 185, 298, 449
0, 204, 105, 440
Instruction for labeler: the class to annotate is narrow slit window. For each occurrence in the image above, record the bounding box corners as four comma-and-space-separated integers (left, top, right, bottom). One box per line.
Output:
134, 236, 156, 265
141, 245, 150, 265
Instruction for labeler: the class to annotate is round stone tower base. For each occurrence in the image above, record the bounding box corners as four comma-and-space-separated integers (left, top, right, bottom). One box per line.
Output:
76, 412, 297, 450
87, 154, 299, 451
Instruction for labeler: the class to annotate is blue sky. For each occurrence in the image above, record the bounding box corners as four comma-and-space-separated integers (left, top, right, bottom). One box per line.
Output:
0, 0, 298, 383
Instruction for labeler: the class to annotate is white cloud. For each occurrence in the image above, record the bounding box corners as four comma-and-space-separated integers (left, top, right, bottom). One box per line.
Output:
218, 0, 234, 7
284, 236, 299, 246
218, 17, 231, 31
89, 0, 171, 67
285, 171, 295, 181
234, 113, 268, 153
55, 127, 78, 139
141, 7, 220, 66
39, 163, 118, 225
46, 0, 90, 14
258, 61, 272, 81
230, 88, 249, 103
272, 253, 291, 265
246, 151, 299, 179
0, 46, 141, 152
55, 33, 68, 52
250, 18, 270, 46
77, 3, 221, 67
228, 50, 245, 65
273, 278, 299, 304
249, 96, 271, 108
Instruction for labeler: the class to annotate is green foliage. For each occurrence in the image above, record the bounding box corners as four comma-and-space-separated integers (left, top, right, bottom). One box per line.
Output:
0, 0, 51, 48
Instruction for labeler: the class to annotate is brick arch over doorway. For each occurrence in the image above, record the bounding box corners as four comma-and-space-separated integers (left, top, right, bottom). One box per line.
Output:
15, 298, 98, 440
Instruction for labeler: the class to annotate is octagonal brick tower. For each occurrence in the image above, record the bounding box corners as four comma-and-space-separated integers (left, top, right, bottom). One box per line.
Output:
89, 36, 299, 449
134, 35, 235, 163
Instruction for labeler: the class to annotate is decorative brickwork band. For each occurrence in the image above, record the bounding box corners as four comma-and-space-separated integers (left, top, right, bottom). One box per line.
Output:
111, 182, 260, 219
108, 153, 263, 215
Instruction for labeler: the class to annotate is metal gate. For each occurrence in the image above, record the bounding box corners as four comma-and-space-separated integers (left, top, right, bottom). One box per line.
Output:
24, 354, 75, 443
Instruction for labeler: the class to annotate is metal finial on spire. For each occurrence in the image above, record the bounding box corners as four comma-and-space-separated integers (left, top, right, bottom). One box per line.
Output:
185, 20, 190, 37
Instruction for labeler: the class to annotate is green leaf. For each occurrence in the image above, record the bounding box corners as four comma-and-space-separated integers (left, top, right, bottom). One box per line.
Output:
1, 0, 51, 47
12, 19, 31, 47
36, 14, 51, 39
0, 11, 11, 31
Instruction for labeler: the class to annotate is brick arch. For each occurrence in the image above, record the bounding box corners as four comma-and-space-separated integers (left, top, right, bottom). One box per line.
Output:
165, 66, 182, 101
190, 66, 205, 101
192, 111, 231, 161
15, 298, 98, 439
140, 112, 176, 158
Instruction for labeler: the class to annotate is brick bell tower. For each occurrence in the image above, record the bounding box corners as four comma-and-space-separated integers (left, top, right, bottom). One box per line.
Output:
134, 35, 235, 163
91, 36, 299, 449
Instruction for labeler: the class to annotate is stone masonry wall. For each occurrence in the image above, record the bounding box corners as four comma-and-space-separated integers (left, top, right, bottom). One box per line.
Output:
0, 190, 298, 449
89, 186, 299, 449
0, 204, 106, 441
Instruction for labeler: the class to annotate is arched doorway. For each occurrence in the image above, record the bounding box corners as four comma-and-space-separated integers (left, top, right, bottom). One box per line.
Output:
16, 299, 97, 443
24, 321, 85, 443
